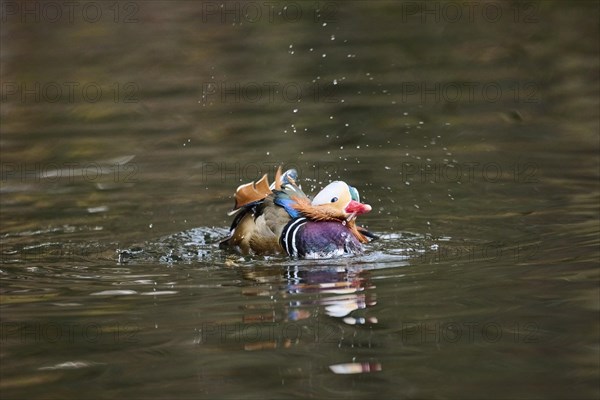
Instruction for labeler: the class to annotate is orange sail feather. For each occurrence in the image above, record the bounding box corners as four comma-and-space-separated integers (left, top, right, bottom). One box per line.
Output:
232, 167, 283, 210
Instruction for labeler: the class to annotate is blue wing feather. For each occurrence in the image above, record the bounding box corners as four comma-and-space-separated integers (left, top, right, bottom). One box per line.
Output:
272, 170, 309, 218
273, 195, 302, 218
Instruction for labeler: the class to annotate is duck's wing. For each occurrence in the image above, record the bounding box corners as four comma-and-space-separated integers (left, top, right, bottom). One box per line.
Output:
218, 198, 290, 255
219, 168, 306, 254
272, 178, 310, 219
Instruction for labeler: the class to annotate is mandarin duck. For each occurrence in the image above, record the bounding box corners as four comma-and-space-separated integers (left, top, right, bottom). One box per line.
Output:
219, 167, 376, 258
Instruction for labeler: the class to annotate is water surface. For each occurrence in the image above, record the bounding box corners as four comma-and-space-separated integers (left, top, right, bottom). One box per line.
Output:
1, 1, 599, 399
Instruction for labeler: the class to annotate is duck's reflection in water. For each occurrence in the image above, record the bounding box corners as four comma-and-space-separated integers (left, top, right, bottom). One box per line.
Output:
240, 265, 382, 374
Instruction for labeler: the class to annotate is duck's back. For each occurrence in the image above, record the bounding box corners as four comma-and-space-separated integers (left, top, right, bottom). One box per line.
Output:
222, 197, 291, 255
219, 169, 301, 255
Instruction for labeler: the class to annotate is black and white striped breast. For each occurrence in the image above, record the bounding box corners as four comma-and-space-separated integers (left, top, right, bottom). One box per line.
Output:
280, 217, 308, 257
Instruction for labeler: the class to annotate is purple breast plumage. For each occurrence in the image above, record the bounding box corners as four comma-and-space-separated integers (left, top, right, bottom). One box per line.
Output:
280, 218, 364, 258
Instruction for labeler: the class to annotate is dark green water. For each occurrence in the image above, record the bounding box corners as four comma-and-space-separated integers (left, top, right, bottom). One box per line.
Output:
1, 1, 599, 399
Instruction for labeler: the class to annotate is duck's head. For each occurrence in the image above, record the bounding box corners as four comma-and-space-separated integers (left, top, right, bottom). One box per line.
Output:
301, 181, 372, 222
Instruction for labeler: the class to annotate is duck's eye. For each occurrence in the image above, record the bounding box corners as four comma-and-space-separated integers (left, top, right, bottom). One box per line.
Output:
330, 197, 338, 203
